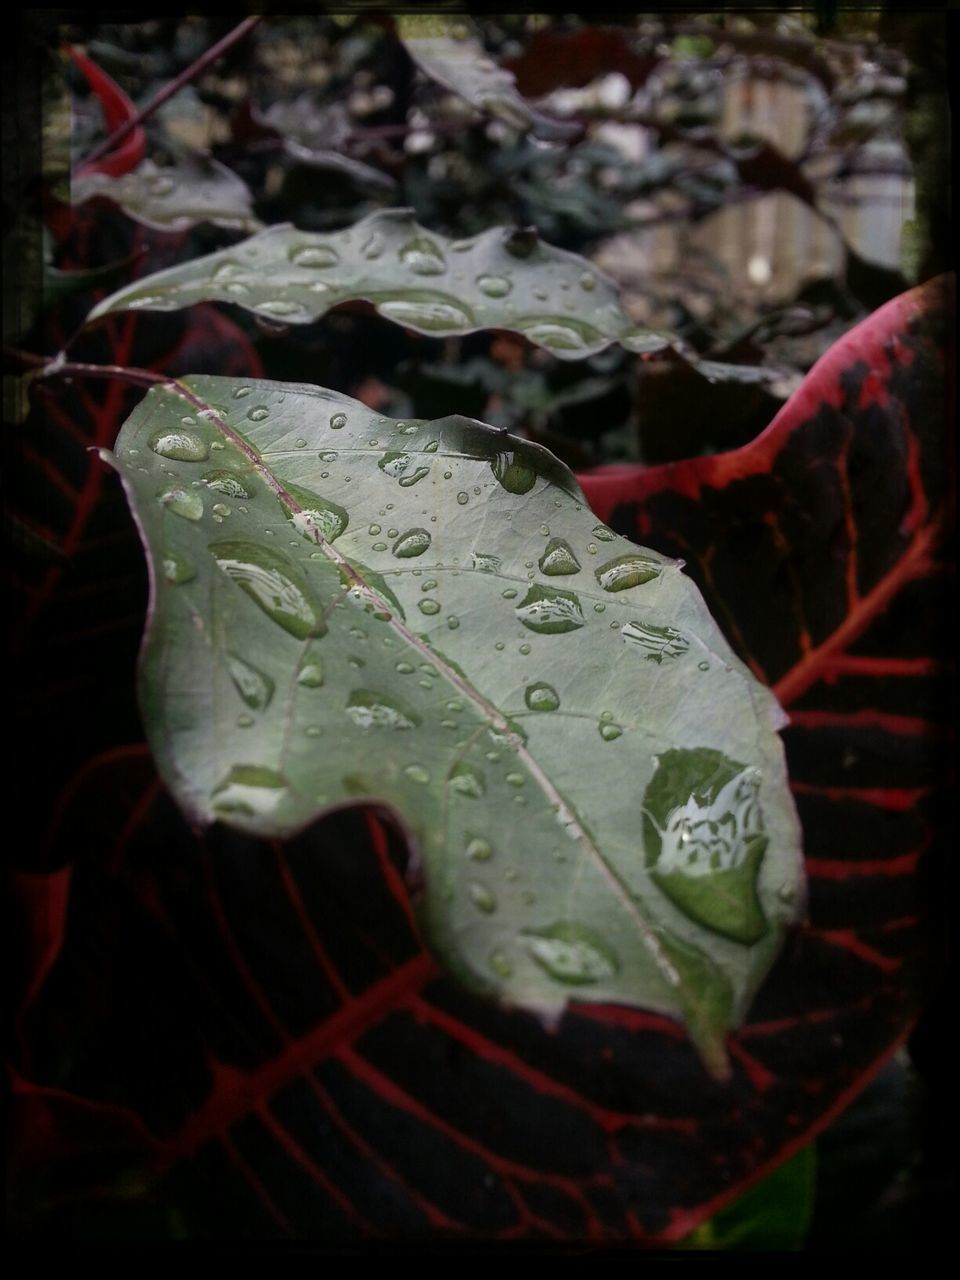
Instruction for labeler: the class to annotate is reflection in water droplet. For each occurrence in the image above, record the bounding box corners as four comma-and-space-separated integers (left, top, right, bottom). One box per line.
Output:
399, 467, 430, 488
592, 524, 615, 542
477, 273, 512, 298
297, 660, 324, 687
491, 451, 536, 495
345, 689, 421, 730
515, 584, 585, 634
450, 762, 486, 798
150, 429, 209, 462
525, 682, 560, 712
519, 319, 601, 352
472, 552, 501, 574
621, 620, 689, 663
418, 599, 440, 616
599, 722, 623, 741
281, 482, 349, 544
257, 300, 306, 318
501, 588, 518, 600
643, 747, 770, 944
234, 387, 252, 399
538, 538, 581, 576
579, 272, 596, 291
596, 554, 662, 592
247, 406, 270, 422
468, 881, 497, 913
202, 469, 254, 498
212, 764, 287, 817
212, 502, 231, 518
226, 652, 275, 710
456, 492, 469, 506
506, 772, 524, 788
395, 661, 415, 674
518, 643, 531, 655
398, 237, 446, 276
698, 660, 710, 672
163, 551, 195, 585
210, 539, 323, 639
524, 922, 619, 984
158, 484, 204, 521
290, 243, 340, 268
330, 413, 347, 430
404, 764, 430, 784
379, 298, 471, 331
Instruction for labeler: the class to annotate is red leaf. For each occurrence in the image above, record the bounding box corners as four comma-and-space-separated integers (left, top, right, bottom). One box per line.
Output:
66, 45, 146, 179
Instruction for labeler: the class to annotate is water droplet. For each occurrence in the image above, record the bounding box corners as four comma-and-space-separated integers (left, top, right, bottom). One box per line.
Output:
418, 599, 441, 616
379, 298, 471, 331
202, 469, 254, 498
422, 579, 438, 591
330, 413, 347, 430
599, 722, 623, 741
468, 881, 497, 913
294, 437, 307, 449
148, 173, 174, 196
233, 387, 252, 399
538, 537, 581, 576
621, 620, 689, 663
290, 243, 340, 268
212, 764, 288, 818
345, 689, 421, 730
256, 299, 306, 318
398, 237, 446, 276
162, 551, 195, 585
404, 763, 430, 784
596, 554, 662, 592
150, 429, 209, 462
395, 661, 415, 674
491, 451, 536, 495
698, 660, 710, 672
489, 949, 512, 978
456, 491, 469, 505
518, 643, 531, 655
515, 584, 585, 634
472, 552, 501, 574
225, 652, 274, 709
298, 660, 324, 688
592, 523, 615, 542
579, 272, 596, 291
525, 682, 560, 711
212, 502, 231, 518
450, 763, 486, 799
643, 748, 769, 944
158, 483, 204, 521
424, 439, 439, 453
523, 922, 619, 985
446, 616, 460, 631
237, 714, 254, 728
392, 528, 432, 559
518, 319, 599, 352
501, 587, 518, 600
477, 273, 512, 298
361, 231, 385, 259
210, 539, 323, 639
372, 541, 387, 552
247, 406, 270, 422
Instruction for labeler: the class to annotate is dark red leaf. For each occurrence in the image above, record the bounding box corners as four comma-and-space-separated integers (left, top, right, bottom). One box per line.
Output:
503, 26, 661, 99
66, 44, 146, 179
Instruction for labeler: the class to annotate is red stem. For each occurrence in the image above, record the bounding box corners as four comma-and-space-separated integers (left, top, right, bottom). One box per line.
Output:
39, 359, 169, 391
76, 15, 263, 173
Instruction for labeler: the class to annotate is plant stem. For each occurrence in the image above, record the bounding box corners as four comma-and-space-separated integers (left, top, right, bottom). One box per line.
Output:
39, 358, 169, 391
77, 15, 263, 172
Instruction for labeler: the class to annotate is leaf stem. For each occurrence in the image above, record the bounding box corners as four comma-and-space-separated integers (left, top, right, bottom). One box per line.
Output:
77, 15, 263, 173
38, 358, 169, 390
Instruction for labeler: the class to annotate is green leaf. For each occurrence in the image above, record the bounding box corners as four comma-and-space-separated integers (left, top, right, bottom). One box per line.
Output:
87, 208, 680, 361
107, 375, 805, 1078
679, 1144, 817, 1250
73, 156, 260, 233
396, 14, 578, 140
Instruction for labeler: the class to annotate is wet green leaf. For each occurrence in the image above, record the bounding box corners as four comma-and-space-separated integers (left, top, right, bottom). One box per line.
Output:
108, 374, 804, 1076
73, 155, 260, 233
87, 208, 680, 361
397, 14, 578, 140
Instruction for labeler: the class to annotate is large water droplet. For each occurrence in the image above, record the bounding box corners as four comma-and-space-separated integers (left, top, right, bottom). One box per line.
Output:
518, 320, 599, 352
515, 584, 585, 634
491, 451, 536, 495
595, 554, 662, 592
418, 599, 440, 616
379, 298, 471, 331
538, 538, 581, 576
621, 620, 689, 663
330, 412, 347, 430
281, 482, 349, 544
150, 429, 209, 462
158, 484, 204, 521
523, 922, 619, 985
524, 682, 560, 712
345, 689, 421, 730
225, 652, 274, 710
599, 722, 623, 741
466, 835, 492, 861
468, 881, 497, 914
162, 551, 195, 585
247, 406, 270, 422
449, 762, 486, 798
398, 237, 446, 276
643, 748, 769, 945
212, 764, 287, 817
202, 469, 254, 499
477, 273, 512, 298
297, 659, 324, 688
210, 539, 323, 639
256, 299, 307, 319
290, 243, 340, 268
404, 763, 430, 784
392, 528, 432, 559
592, 523, 616, 542
472, 551, 502, 573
